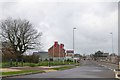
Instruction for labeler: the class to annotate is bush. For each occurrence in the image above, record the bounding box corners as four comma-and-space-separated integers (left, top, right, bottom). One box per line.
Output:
23, 54, 39, 63
2, 62, 10, 68
29, 63, 36, 67
2, 53, 17, 62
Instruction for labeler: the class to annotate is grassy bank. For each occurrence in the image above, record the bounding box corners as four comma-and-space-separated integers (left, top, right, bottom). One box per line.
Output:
1, 61, 76, 68
37, 61, 75, 66
52, 66, 75, 70
2, 70, 45, 77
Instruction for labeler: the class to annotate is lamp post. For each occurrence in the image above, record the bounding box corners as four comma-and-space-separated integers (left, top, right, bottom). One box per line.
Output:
73, 27, 76, 62
110, 32, 119, 69
110, 32, 114, 54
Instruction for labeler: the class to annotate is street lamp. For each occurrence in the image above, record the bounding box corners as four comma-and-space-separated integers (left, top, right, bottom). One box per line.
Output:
110, 32, 119, 69
73, 27, 76, 62
110, 33, 120, 69
110, 32, 114, 54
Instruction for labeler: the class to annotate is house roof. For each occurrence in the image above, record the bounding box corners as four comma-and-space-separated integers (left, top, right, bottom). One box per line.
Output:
66, 50, 74, 53
33, 51, 48, 55
33, 51, 49, 58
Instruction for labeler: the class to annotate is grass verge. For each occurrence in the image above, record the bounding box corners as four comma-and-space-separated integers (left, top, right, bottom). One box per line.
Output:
75, 63, 80, 66
2, 70, 45, 77
52, 66, 75, 70
1, 61, 76, 68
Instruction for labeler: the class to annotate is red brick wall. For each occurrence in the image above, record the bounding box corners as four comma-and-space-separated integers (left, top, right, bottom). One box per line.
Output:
48, 42, 65, 57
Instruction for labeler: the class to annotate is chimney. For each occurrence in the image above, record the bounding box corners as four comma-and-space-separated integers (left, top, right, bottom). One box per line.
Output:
54, 41, 58, 45
60, 44, 64, 48
54, 41, 58, 47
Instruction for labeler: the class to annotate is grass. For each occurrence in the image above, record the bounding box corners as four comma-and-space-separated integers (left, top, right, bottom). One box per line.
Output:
1, 62, 25, 68
75, 63, 80, 66
1, 61, 76, 68
37, 61, 75, 66
2, 70, 45, 76
0, 61, 76, 68
0, 62, 10, 68
52, 66, 75, 70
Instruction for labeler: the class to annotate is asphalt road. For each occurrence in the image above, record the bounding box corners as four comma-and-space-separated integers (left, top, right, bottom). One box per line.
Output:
10, 60, 115, 78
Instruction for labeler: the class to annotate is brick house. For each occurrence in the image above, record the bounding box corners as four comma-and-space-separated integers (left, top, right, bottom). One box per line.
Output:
48, 41, 66, 60
65, 50, 74, 61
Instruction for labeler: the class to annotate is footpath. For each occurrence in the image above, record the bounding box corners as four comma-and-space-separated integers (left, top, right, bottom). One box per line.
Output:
94, 61, 118, 71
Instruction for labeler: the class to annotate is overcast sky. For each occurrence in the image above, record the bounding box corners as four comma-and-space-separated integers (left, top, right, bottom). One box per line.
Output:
0, 0, 118, 55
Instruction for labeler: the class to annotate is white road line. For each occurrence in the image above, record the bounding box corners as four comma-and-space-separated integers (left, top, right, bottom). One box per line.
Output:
108, 68, 113, 71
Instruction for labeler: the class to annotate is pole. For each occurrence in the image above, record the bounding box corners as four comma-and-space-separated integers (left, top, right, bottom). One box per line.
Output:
110, 33, 118, 69
62, 49, 65, 64
73, 28, 74, 62
62, 49, 63, 63
73, 28, 74, 54
59, 45, 60, 62
112, 33, 114, 54
110, 32, 114, 54
73, 27, 76, 62
53, 45, 54, 63
48, 55, 50, 67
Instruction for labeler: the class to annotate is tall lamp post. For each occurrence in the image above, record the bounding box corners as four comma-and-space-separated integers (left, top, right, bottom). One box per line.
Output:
110, 32, 114, 54
110, 32, 119, 69
73, 27, 76, 62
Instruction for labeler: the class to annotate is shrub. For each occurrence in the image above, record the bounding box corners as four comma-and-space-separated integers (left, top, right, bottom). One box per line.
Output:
23, 54, 39, 63
29, 63, 36, 67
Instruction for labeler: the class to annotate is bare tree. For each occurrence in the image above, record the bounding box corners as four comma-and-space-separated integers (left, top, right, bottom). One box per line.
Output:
0, 18, 42, 61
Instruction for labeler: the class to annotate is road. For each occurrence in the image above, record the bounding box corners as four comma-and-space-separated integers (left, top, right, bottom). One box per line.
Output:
10, 60, 115, 78
95, 61, 118, 71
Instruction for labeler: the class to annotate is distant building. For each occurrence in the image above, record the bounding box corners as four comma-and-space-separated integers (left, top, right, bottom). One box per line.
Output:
102, 53, 109, 57
109, 53, 118, 64
95, 52, 109, 61
65, 50, 74, 61
33, 51, 49, 61
74, 54, 81, 61
86, 55, 92, 60
48, 41, 66, 61
100, 53, 109, 61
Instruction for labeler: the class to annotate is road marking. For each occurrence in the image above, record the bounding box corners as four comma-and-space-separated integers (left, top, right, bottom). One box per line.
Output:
108, 68, 113, 71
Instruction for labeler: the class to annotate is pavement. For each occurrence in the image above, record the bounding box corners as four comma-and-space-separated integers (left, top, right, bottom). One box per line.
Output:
8, 60, 115, 78
0, 68, 21, 72
95, 61, 118, 71
1, 65, 66, 72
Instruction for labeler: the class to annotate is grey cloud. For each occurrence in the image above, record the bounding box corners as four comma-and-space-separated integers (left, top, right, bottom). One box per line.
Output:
0, 1, 118, 55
